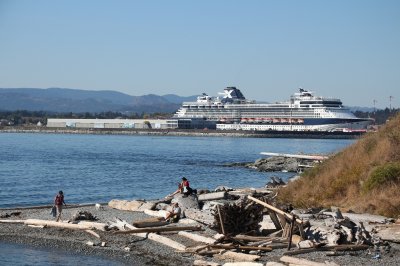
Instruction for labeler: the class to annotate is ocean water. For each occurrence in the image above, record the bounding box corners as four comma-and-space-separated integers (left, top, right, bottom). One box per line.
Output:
0, 133, 355, 265
0, 133, 354, 208
0, 242, 123, 266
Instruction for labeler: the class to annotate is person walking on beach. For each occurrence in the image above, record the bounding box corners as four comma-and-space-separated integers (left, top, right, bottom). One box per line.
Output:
54, 190, 66, 222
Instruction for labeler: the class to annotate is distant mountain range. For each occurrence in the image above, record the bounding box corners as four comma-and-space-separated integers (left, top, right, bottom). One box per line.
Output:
0, 88, 197, 113
0, 87, 373, 114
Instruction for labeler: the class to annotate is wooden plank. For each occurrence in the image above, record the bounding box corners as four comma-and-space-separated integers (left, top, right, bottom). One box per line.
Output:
217, 205, 226, 235
269, 212, 282, 230
287, 216, 296, 250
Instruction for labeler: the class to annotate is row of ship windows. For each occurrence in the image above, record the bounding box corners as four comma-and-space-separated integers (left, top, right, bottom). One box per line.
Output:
185, 105, 340, 109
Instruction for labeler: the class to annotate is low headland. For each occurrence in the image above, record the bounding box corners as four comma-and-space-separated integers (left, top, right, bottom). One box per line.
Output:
277, 113, 400, 217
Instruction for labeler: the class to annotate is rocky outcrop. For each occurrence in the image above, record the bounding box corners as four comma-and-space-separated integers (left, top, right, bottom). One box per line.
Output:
225, 156, 316, 172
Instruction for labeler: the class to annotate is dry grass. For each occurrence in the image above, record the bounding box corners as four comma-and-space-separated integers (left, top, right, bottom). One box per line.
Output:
278, 112, 400, 217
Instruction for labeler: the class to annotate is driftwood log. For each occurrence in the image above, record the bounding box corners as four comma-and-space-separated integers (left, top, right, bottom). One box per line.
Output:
280, 255, 339, 266
110, 218, 187, 251
113, 225, 202, 234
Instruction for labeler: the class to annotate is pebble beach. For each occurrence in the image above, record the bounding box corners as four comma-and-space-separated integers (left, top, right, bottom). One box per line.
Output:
1, 201, 400, 266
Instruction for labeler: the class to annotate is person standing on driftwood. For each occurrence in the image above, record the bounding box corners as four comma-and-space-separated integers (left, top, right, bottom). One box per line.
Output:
54, 190, 66, 222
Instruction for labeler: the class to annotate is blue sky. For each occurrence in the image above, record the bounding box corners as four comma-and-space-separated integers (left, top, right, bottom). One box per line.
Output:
0, 0, 399, 108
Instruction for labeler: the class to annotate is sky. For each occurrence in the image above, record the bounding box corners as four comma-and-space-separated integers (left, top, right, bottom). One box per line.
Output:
0, 0, 399, 108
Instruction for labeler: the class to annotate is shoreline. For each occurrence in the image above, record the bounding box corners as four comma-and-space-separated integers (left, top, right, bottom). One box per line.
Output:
0, 127, 365, 139
1, 196, 399, 266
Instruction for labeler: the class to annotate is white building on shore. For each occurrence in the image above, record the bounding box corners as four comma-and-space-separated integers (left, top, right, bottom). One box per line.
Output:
46, 118, 178, 129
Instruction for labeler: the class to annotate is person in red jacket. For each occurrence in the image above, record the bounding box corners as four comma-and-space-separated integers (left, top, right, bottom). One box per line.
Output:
54, 190, 66, 222
167, 177, 194, 197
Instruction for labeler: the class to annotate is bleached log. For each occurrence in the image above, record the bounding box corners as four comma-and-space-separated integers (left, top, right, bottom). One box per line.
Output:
374, 224, 400, 243
147, 233, 186, 251
248, 196, 303, 224
224, 263, 263, 266
193, 259, 220, 266
113, 225, 202, 234
184, 245, 209, 253
178, 218, 201, 225
112, 218, 187, 251
178, 231, 216, 244
144, 209, 168, 218
24, 219, 93, 230
0, 219, 25, 224
210, 244, 272, 252
216, 251, 260, 261
76, 221, 108, 231
232, 235, 274, 242
132, 217, 168, 228
280, 255, 327, 266
85, 229, 101, 239
265, 262, 286, 266
27, 225, 45, 228
283, 244, 369, 255
198, 191, 226, 201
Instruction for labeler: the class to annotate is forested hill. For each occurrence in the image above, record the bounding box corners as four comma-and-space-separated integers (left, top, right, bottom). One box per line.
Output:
0, 88, 196, 113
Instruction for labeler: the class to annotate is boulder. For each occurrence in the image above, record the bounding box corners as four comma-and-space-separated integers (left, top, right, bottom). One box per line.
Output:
138, 201, 157, 211
172, 194, 200, 212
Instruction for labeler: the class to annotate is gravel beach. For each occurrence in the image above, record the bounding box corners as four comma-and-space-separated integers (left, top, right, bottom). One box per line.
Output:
1, 204, 400, 266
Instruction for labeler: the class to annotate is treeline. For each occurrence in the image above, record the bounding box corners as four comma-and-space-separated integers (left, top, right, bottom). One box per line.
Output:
353, 108, 399, 125
0, 110, 174, 126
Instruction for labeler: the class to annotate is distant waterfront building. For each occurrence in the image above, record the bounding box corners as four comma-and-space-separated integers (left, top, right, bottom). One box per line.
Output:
46, 119, 178, 129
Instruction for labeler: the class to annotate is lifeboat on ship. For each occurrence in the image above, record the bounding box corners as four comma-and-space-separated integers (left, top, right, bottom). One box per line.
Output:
272, 118, 280, 123
264, 118, 273, 123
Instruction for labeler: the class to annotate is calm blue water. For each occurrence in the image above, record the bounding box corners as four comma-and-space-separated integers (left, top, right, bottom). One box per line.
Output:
0, 133, 355, 265
0, 133, 354, 208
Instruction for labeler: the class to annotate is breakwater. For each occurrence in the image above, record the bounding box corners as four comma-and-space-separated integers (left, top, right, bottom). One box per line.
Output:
0, 126, 366, 139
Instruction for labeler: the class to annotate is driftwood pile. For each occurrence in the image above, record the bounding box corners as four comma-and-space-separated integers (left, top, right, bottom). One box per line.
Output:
212, 198, 264, 236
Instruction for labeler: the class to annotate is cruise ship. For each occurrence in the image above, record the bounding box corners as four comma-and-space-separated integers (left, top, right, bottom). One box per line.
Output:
173, 87, 373, 131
